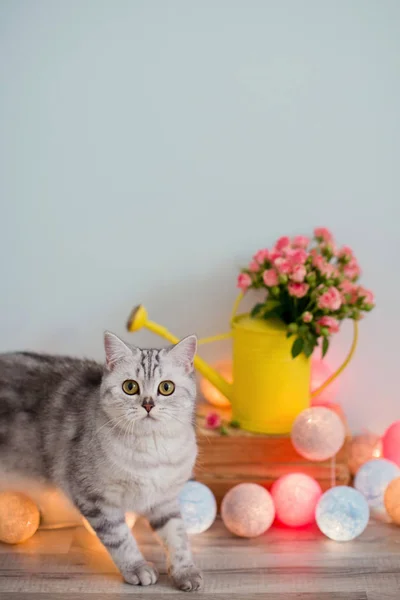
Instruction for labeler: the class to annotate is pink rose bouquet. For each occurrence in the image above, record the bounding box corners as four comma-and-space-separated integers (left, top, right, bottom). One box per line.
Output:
237, 228, 375, 358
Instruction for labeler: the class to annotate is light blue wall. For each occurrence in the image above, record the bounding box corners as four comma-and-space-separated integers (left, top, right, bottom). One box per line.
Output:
1, 1, 399, 432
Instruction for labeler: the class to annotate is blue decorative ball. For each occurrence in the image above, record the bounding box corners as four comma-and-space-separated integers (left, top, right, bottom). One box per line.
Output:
354, 458, 400, 521
179, 481, 217, 534
316, 486, 369, 541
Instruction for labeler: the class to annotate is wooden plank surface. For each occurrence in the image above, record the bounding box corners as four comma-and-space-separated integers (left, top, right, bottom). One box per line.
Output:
0, 518, 398, 599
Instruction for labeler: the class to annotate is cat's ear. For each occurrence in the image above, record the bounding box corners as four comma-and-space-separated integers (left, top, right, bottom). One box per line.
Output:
104, 331, 135, 370
168, 335, 197, 372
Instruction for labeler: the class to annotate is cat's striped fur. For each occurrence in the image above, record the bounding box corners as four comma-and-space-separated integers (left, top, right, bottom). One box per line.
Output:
0, 333, 202, 591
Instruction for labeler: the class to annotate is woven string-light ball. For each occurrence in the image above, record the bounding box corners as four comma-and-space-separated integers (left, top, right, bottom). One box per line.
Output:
179, 481, 217, 534
382, 421, 400, 467
291, 406, 345, 462
271, 473, 322, 527
221, 483, 275, 538
0, 491, 40, 544
348, 433, 383, 475
384, 477, 400, 525
316, 486, 369, 541
354, 458, 400, 521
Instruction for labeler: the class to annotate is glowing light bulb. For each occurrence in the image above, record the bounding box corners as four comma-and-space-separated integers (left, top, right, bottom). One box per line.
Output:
354, 458, 400, 521
271, 473, 322, 527
221, 483, 275, 538
0, 491, 40, 544
179, 481, 217, 534
382, 421, 400, 467
316, 486, 369, 541
384, 477, 400, 525
200, 361, 232, 408
348, 433, 383, 475
291, 406, 345, 462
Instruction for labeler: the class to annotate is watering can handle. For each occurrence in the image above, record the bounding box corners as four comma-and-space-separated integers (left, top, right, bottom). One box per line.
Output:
230, 292, 359, 399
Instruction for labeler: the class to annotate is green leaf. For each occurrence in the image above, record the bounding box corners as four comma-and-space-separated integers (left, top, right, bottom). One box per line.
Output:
229, 419, 241, 429
219, 425, 229, 436
286, 331, 293, 338
263, 308, 282, 320
250, 303, 265, 318
303, 338, 314, 358
291, 337, 304, 358
322, 337, 330, 358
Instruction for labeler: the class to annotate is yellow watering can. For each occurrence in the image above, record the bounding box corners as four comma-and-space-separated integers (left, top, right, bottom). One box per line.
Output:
126, 294, 358, 435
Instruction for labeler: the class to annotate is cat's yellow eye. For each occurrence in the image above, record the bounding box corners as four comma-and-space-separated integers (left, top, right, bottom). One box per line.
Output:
122, 380, 140, 395
158, 380, 175, 396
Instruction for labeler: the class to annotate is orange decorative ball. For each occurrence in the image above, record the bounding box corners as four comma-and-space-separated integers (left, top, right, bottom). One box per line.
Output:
0, 492, 40, 544
348, 433, 383, 475
200, 360, 232, 408
384, 477, 400, 525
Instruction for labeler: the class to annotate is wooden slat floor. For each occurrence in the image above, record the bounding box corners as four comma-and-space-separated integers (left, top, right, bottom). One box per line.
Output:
0, 518, 399, 599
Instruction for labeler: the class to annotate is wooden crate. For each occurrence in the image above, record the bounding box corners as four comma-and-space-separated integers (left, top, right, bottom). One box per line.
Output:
194, 402, 350, 507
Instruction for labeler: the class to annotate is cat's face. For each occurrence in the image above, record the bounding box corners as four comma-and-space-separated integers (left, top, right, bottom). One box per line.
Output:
100, 332, 197, 435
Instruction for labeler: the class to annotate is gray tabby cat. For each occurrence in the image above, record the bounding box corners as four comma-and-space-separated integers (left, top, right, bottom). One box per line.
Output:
0, 332, 203, 591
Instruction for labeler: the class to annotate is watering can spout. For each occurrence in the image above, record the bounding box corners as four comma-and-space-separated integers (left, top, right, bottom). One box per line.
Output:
126, 305, 233, 401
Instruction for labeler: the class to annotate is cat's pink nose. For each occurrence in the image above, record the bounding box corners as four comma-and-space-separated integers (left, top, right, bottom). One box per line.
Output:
142, 399, 154, 413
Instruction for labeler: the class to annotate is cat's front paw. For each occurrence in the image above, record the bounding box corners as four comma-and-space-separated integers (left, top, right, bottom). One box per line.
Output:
171, 564, 203, 592
123, 561, 159, 586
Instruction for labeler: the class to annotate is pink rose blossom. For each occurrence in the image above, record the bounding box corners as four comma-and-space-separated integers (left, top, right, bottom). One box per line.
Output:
275, 236, 291, 252
340, 279, 355, 294
205, 412, 222, 430
316, 316, 340, 334
237, 273, 252, 291
292, 235, 310, 249
291, 264, 307, 283
322, 262, 337, 278
253, 248, 270, 264
249, 260, 260, 272
290, 249, 308, 265
269, 247, 282, 262
317, 286, 342, 311
340, 280, 358, 304
314, 227, 334, 243
338, 245, 353, 261
312, 253, 336, 278
320, 241, 338, 256
358, 287, 375, 306
302, 311, 313, 323
274, 257, 292, 274
312, 253, 326, 270
288, 282, 309, 298
263, 269, 279, 287
343, 258, 361, 281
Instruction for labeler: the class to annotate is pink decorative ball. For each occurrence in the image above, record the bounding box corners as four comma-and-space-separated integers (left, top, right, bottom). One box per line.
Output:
291, 406, 345, 462
311, 359, 340, 405
221, 483, 275, 538
271, 474, 322, 527
383, 421, 400, 467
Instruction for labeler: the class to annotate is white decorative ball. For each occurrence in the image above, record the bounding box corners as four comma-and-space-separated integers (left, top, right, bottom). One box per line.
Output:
354, 458, 400, 521
221, 483, 275, 538
291, 406, 345, 462
179, 481, 217, 534
316, 486, 369, 541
